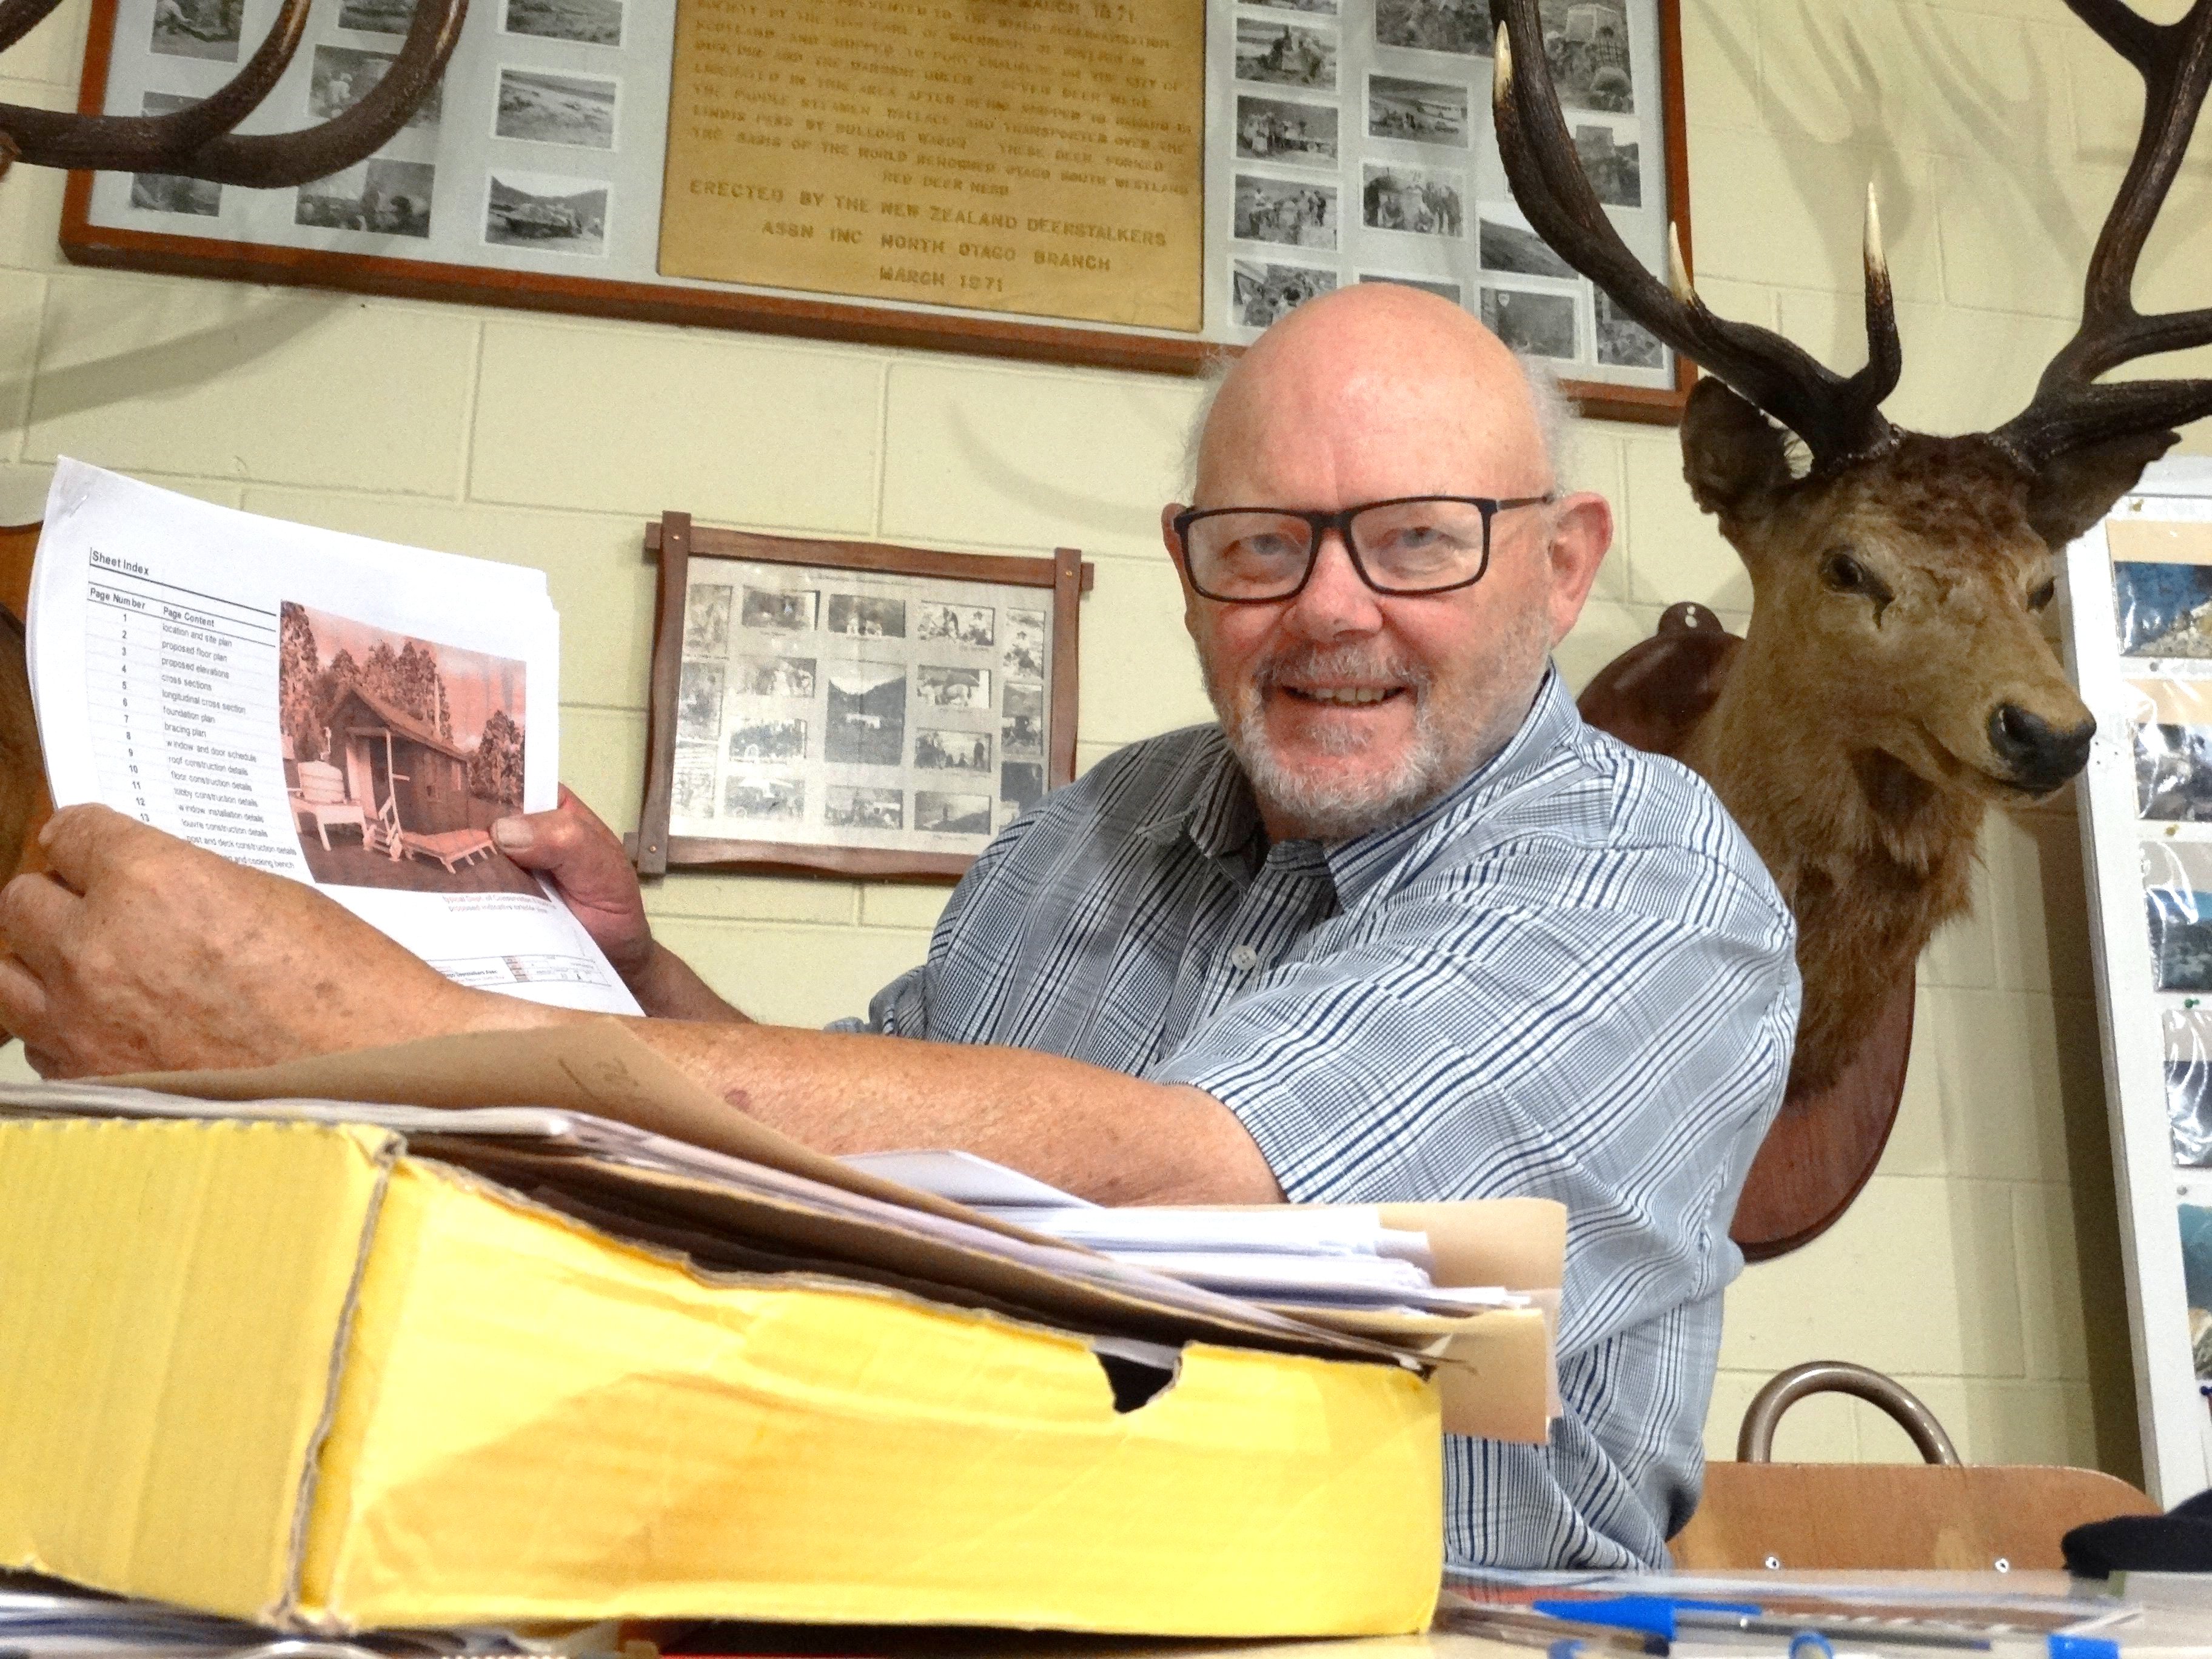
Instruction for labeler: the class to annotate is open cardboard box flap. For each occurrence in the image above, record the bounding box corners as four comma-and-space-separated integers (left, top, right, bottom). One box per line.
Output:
77, 1020, 1561, 1437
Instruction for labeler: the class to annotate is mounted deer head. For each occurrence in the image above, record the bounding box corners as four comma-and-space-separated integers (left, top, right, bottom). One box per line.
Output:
1491, 0, 2212, 1095
0, 0, 465, 185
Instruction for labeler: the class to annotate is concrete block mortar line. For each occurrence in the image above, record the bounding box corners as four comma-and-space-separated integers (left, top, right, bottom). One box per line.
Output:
454, 321, 486, 506
2, 274, 47, 466
871, 360, 896, 540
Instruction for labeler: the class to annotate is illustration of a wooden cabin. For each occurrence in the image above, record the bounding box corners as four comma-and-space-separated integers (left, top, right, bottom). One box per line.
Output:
314, 685, 500, 874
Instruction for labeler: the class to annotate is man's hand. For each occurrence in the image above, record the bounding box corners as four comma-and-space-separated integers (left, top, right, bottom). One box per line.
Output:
491, 788, 652, 977
492, 788, 748, 1024
0, 806, 524, 1077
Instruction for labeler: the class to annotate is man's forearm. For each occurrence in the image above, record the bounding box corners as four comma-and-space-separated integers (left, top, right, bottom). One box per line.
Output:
628, 941, 752, 1024
626, 1017, 1284, 1207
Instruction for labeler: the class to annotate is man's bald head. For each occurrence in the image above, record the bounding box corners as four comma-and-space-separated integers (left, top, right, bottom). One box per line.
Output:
1186, 284, 1567, 504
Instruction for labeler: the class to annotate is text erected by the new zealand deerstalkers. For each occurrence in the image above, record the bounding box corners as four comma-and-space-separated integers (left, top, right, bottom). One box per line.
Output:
659, 0, 1204, 330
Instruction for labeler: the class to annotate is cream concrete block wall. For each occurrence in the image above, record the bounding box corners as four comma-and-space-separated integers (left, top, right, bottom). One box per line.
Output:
0, 0, 2185, 1480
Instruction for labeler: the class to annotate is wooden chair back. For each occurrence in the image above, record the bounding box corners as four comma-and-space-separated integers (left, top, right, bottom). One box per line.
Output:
0, 521, 48, 880
1671, 1362, 2159, 1570
1671, 1460, 2160, 1570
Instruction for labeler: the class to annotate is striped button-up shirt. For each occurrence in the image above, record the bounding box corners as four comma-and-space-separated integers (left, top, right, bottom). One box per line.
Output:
851, 668, 1799, 1569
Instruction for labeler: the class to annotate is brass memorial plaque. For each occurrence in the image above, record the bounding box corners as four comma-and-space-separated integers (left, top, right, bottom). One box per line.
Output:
659, 0, 1204, 331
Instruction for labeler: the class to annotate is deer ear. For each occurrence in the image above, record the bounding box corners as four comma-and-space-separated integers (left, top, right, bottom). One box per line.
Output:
1680, 378, 1794, 520
2024, 429, 2177, 550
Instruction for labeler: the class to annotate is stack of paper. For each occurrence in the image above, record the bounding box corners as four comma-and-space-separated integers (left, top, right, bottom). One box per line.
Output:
28, 460, 638, 1016
840, 1149, 1530, 1316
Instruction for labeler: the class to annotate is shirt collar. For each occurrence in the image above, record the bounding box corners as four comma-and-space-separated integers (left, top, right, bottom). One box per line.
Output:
1136, 665, 1581, 893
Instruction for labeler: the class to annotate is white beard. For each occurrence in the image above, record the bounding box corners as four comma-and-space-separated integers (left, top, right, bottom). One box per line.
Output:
1198, 623, 1549, 842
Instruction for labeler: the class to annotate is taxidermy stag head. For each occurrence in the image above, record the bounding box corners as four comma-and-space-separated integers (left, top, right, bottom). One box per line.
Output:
1492, 0, 2212, 1097
0, 0, 465, 184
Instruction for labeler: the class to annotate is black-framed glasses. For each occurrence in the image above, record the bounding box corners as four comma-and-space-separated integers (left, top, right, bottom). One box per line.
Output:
1170, 494, 1555, 603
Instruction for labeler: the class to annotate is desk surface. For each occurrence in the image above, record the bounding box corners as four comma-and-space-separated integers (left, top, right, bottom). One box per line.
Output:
651, 1574, 2211, 1659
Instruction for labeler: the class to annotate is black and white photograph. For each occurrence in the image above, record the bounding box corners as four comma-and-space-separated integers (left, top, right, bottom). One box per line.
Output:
295, 158, 435, 236
503, 0, 623, 47
2165, 1012, 2212, 1166
724, 775, 803, 822
672, 751, 716, 820
916, 791, 993, 835
1235, 18, 1337, 90
310, 44, 441, 130
2147, 844, 2212, 991
2135, 720, 2212, 822
826, 594, 907, 638
918, 665, 991, 710
917, 728, 993, 774
683, 583, 731, 656
736, 655, 816, 698
825, 663, 905, 766
1235, 175, 1338, 250
1360, 273, 1463, 303
1002, 683, 1044, 759
1479, 213, 1574, 277
1481, 285, 1578, 360
919, 602, 995, 649
1362, 164, 1465, 236
484, 170, 609, 256
1235, 95, 1339, 168
2114, 556, 2212, 657
151, 0, 242, 62
276, 602, 538, 896
1251, 0, 1337, 12
1232, 259, 1338, 327
1574, 123, 1640, 207
1539, 0, 1634, 112
1376, 0, 1489, 55
742, 585, 818, 633
338, 0, 414, 32
728, 716, 806, 762
495, 68, 619, 150
1002, 761, 1046, 816
676, 660, 724, 742
2129, 681, 2212, 821
825, 785, 903, 831
1367, 74, 1470, 148
1596, 290, 1666, 368
1003, 609, 1047, 681
131, 93, 221, 216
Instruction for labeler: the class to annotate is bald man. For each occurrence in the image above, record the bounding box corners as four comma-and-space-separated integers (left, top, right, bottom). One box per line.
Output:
0, 286, 1797, 1568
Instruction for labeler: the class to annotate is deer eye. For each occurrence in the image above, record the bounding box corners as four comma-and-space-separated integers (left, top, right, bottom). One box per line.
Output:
2029, 577, 2057, 611
1821, 551, 1869, 592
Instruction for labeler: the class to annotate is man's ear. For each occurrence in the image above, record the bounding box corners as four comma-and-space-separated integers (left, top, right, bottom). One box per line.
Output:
1162, 502, 1204, 639
2024, 430, 2177, 551
1681, 378, 1793, 524
1543, 492, 1614, 648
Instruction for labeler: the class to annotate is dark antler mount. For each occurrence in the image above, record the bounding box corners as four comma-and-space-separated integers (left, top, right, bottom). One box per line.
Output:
1991, 0, 2212, 473
1487, 0, 1901, 477
0, 0, 466, 187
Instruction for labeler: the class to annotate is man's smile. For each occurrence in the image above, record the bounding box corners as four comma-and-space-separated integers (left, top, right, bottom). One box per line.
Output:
1279, 685, 1407, 707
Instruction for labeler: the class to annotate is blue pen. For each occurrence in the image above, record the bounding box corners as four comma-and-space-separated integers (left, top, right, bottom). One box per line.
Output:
1529, 1596, 2122, 1659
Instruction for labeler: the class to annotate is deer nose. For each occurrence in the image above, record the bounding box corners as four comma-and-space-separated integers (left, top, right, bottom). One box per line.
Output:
1987, 703, 2095, 789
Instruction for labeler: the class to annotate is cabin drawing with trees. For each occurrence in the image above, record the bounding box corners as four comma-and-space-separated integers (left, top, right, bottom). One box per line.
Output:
277, 602, 538, 894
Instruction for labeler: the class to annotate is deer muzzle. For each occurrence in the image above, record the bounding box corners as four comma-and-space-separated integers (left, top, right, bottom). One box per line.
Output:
1986, 702, 2095, 793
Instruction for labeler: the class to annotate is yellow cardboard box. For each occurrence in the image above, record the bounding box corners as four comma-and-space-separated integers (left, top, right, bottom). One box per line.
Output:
0, 1028, 1562, 1639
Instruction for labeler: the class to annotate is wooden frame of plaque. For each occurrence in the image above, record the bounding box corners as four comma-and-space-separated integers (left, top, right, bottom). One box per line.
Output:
634, 514, 1093, 882
58, 0, 1695, 420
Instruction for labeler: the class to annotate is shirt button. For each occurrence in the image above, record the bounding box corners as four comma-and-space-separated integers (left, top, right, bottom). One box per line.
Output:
1229, 944, 1261, 971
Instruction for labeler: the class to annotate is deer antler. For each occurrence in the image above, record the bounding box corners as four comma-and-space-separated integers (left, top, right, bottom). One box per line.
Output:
1489, 0, 1900, 471
1992, 0, 2212, 468
0, 0, 465, 187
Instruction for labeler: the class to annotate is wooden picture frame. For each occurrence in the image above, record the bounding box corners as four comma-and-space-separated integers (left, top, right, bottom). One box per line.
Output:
57, 0, 1697, 423
634, 515, 1093, 882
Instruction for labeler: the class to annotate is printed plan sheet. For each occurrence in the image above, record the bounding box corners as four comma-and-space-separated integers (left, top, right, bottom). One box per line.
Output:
28, 460, 640, 1016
